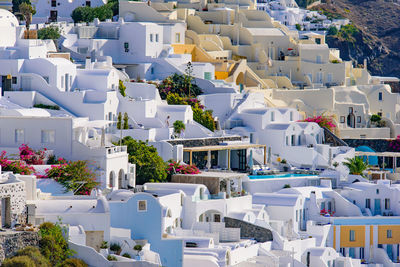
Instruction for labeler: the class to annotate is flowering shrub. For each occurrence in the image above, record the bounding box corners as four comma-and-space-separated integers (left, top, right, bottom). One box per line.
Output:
320, 208, 335, 216
0, 151, 35, 175
157, 73, 203, 99
167, 161, 200, 178
389, 135, 400, 151
302, 115, 336, 132
46, 160, 99, 195
19, 144, 46, 165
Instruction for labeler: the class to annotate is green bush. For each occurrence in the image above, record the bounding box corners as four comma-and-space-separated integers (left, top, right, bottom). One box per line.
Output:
107, 255, 117, 261
33, 103, 60, 110
60, 258, 88, 267
15, 246, 50, 267
173, 120, 185, 135
2, 255, 36, 267
109, 243, 121, 252
71, 6, 95, 23
327, 26, 338, 36
37, 26, 61, 40
157, 73, 203, 99
295, 24, 302, 31
193, 106, 215, 131
370, 114, 381, 122
93, 5, 113, 21
39, 222, 73, 266
122, 253, 131, 258
133, 244, 142, 251
119, 137, 167, 184
100, 241, 108, 249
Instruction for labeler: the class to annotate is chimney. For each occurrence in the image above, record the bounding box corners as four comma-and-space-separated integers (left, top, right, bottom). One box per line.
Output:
85, 56, 91, 69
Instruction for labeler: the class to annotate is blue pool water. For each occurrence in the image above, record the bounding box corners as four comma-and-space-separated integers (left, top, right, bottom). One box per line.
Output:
249, 173, 318, 180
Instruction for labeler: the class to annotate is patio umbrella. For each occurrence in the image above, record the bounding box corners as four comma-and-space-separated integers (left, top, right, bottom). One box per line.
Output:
248, 150, 254, 169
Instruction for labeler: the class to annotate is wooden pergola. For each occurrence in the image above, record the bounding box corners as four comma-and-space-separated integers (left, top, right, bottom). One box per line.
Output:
355, 151, 400, 173
183, 144, 267, 169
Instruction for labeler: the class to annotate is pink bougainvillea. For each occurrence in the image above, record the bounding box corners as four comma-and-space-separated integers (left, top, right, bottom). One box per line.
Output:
389, 135, 400, 152
301, 115, 336, 132
0, 150, 35, 175
167, 161, 200, 176
19, 144, 46, 165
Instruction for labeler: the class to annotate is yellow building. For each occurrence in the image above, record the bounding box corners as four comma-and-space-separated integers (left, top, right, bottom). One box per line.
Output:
332, 218, 400, 263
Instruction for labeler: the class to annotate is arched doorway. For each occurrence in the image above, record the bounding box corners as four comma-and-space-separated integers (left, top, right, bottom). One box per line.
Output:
109, 171, 115, 188
118, 169, 125, 189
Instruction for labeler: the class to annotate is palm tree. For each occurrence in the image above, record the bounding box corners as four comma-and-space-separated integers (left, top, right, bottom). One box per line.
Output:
343, 157, 369, 175
19, 3, 36, 39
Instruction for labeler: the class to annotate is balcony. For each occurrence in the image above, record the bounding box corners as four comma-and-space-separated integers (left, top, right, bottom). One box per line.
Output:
106, 146, 127, 155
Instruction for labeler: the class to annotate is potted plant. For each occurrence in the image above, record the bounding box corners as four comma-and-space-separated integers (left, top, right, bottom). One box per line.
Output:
100, 241, 109, 256
134, 244, 142, 260
280, 159, 289, 172
110, 243, 122, 255
107, 255, 117, 261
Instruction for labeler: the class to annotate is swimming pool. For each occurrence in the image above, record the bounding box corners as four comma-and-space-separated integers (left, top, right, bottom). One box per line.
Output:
248, 173, 319, 180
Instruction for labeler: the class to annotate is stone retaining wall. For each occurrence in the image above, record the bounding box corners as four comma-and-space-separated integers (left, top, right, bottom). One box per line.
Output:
0, 231, 40, 262
224, 217, 273, 242
343, 139, 392, 152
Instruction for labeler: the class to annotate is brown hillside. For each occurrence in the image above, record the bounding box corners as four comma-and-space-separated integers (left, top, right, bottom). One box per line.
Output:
312, 0, 400, 78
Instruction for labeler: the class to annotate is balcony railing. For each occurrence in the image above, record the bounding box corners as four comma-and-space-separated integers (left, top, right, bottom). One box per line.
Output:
106, 146, 127, 154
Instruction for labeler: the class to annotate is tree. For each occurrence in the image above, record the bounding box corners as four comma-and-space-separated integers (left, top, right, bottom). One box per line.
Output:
119, 80, 126, 97
173, 120, 185, 135
93, 5, 113, 21
71, 6, 95, 23
327, 26, 338, 36
295, 24, 302, 31
19, 2, 36, 35
37, 25, 61, 40
117, 112, 122, 129
123, 112, 129, 129
119, 136, 167, 184
184, 62, 194, 97
343, 157, 369, 175
39, 221, 74, 266
12, 0, 29, 13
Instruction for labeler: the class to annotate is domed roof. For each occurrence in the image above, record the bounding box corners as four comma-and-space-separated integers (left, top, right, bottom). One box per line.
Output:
0, 9, 18, 27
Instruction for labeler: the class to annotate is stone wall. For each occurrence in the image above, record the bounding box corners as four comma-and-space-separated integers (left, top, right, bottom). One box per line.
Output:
224, 217, 273, 242
167, 136, 242, 147
343, 139, 392, 152
0, 178, 27, 226
0, 231, 40, 262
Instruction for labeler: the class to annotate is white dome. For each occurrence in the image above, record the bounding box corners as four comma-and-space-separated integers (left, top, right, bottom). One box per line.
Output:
0, 9, 18, 27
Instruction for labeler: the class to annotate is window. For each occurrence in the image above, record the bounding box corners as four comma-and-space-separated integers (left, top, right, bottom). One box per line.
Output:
286, 136, 289, 146
51, 0, 56, 7
387, 230, 392, 238
85, 0, 90, 6
349, 107, 353, 113
357, 116, 361, 123
155, 34, 159, 42
378, 92, 383, 101
124, 42, 129, 53
366, 199, 371, 209
41, 130, 55, 144
12, 77, 17, 84
376, 189, 379, 194
359, 247, 365, 259
316, 55, 322, 64
296, 210, 298, 222
340, 116, 345, 123
150, 34, 153, 42
15, 129, 24, 143
175, 33, 181, 43
385, 198, 390, 210
138, 200, 147, 211
349, 230, 355, 241
290, 111, 293, 121
320, 202, 325, 210
291, 135, 295, 146
340, 247, 346, 256
270, 112, 275, 121
150, 67, 154, 75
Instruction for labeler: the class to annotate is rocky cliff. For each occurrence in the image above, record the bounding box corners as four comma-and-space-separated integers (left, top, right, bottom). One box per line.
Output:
312, 0, 400, 78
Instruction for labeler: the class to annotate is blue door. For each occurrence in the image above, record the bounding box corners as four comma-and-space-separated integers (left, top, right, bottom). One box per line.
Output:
375, 199, 381, 215
349, 248, 355, 258
387, 244, 393, 261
